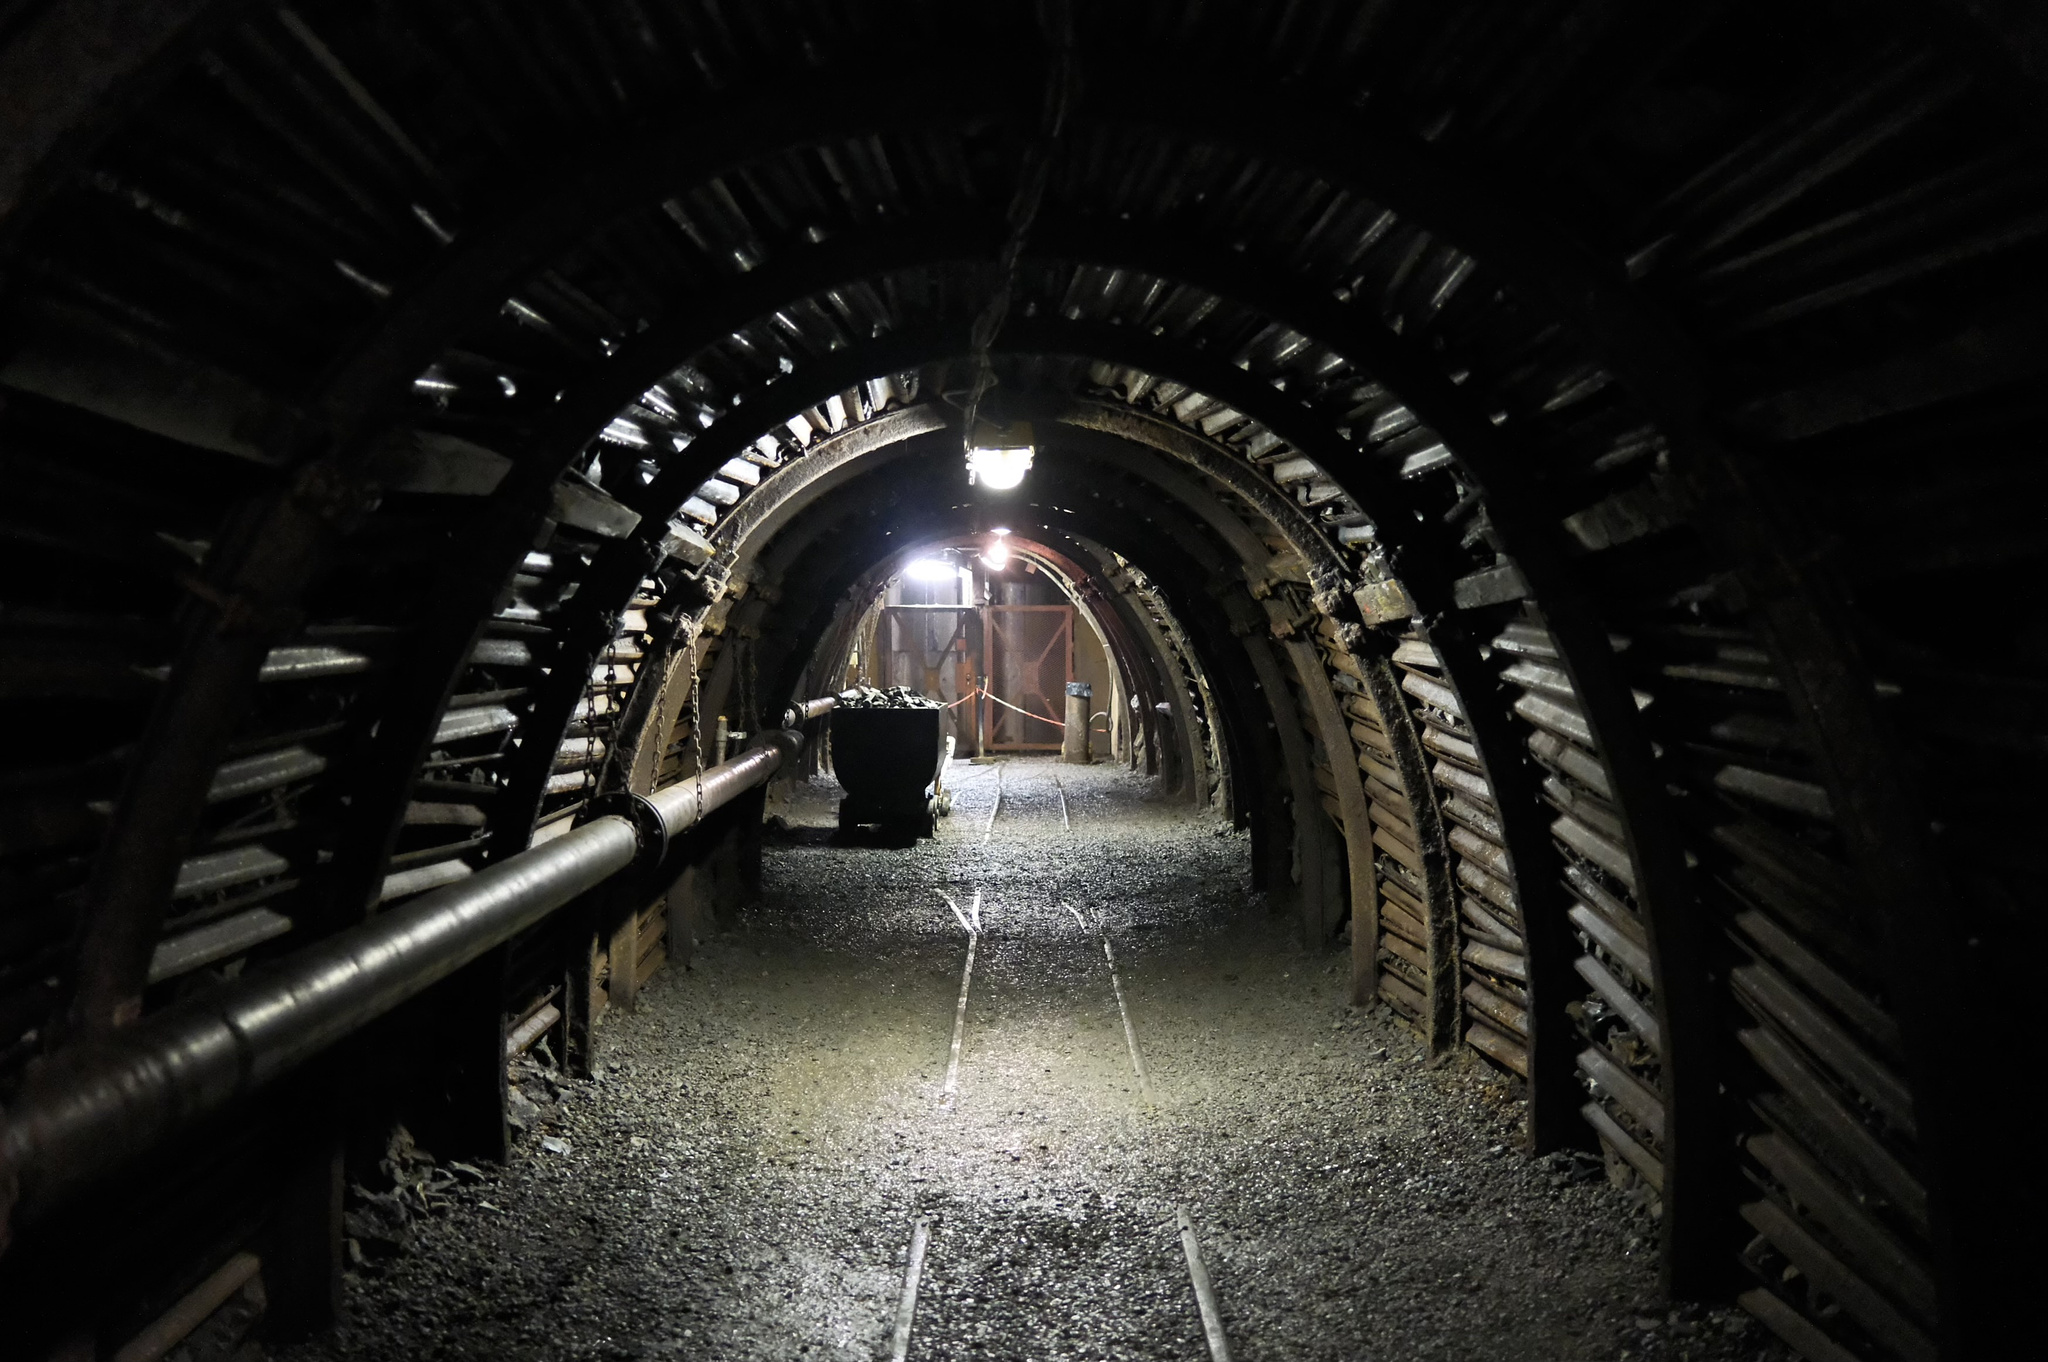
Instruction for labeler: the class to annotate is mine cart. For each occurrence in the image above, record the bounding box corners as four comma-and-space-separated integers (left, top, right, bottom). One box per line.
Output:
831, 693, 948, 837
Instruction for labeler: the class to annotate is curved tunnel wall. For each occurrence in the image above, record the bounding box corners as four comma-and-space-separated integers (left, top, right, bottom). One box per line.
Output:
1, 4, 2042, 1357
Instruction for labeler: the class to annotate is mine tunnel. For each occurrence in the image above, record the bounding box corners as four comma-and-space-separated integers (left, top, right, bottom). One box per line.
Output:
0, 3, 2040, 1359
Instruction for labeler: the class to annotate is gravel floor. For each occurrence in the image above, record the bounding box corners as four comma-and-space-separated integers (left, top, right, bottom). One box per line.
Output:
282, 759, 1785, 1362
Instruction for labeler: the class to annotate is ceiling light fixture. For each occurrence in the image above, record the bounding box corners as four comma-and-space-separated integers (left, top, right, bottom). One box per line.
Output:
981, 528, 1011, 571
966, 419, 1035, 490
967, 444, 1033, 490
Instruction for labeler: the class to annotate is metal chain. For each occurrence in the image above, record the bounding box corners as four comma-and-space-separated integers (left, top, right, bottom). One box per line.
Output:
960, 0, 1079, 461
688, 633, 703, 776
630, 615, 683, 793
586, 657, 608, 797
591, 598, 652, 798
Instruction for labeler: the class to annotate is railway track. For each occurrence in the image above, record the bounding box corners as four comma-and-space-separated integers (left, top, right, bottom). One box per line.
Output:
887, 763, 1233, 1360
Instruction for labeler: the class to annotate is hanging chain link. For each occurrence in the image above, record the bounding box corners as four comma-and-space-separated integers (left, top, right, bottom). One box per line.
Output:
687, 632, 704, 777
591, 590, 656, 799
587, 656, 608, 797
631, 613, 684, 794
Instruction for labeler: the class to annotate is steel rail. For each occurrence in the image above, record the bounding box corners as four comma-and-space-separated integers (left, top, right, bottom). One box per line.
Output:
0, 727, 813, 1247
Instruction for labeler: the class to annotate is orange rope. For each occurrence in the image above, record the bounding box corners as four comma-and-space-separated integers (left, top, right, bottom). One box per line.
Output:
936, 685, 1064, 727
981, 690, 1066, 727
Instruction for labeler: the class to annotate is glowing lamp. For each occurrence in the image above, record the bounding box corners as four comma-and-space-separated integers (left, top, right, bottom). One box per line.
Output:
967, 444, 1033, 489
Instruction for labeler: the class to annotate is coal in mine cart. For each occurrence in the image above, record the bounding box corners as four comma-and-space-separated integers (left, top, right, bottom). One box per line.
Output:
830, 690, 949, 837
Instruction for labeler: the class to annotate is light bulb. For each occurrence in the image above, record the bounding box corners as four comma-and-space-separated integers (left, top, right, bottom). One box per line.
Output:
967, 445, 1033, 490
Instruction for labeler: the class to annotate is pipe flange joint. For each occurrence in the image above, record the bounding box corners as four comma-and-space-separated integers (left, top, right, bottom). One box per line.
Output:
587, 791, 669, 863
750, 727, 806, 767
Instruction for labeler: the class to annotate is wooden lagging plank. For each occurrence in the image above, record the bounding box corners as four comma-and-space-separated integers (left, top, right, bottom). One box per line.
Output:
1380, 897, 1428, 949
1359, 748, 1402, 788
1373, 822, 1427, 876
1373, 896, 1431, 1024
1432, 757, 1495, 807
1575, 951, 1661, 1052
1346, 711, 1392, 745
1380, 929, 1428, 972
1380, 969, 1431, 1022
1569, 898, 1652, 980
1583, 1100, 1663, 1194
1447, 823, 1513, 883
1394, 646, 1533, 1077
1348, 638, 1466, 1054
1377, 871, 1428, 920
1578, 1044, 1665, 1147
1379, 969, 1427, 1021
1739, 1029, 1927, 1230
1637, 612, 1934, 1354
1455, 856, 1519, 917
1733, 957, 1914, 1136
1734, 1288, 1860, 1362
1566, 863, 1647, 946
1463, 979, 1529, 1039
1460, 896, 1522, 950
1493, 616, 1675, 1210
1739, 1200, 1937, 1362
1363, 772, 1410, 812
1378, 852, 1427, 905
1343, 693, 1387, 726
1465, 1020, 1528, 1078
1440, 794, 1502, 842
1419, 724, 1484, 769
1734, 969, 1938, 1362
1367, 798, 1421, 842
1540, 772, 1624, 844
1745, 1133, 1938, 1329
1377, 872, 1432, 993
1730, 907, 1898, 1056
1461, 938, 1527, 984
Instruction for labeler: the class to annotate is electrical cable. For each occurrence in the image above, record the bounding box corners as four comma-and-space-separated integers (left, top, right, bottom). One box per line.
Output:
959, 0, 1079, 462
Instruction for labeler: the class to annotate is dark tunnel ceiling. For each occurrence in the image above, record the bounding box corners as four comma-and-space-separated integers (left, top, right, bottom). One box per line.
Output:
1, 2, 2045, 1357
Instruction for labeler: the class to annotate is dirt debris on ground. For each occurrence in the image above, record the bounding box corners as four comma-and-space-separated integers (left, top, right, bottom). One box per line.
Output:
280, 759, 1785, 1362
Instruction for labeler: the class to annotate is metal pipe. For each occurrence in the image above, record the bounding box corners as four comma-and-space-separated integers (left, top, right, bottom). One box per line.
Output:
782, 695, 837, 726
645, 734, 793, 839
0, 733, 800, 1246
